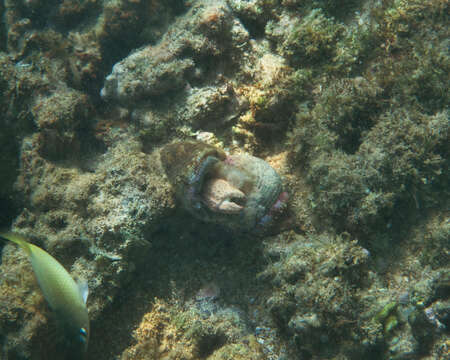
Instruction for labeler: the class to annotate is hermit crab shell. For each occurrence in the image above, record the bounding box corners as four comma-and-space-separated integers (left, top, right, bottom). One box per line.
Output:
160, 141, 286, 232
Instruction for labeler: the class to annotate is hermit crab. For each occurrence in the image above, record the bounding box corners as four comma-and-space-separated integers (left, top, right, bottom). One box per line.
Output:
160, 141, 288, 232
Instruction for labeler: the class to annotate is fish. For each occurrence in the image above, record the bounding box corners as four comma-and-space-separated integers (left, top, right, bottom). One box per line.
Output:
0, 231, 90, 352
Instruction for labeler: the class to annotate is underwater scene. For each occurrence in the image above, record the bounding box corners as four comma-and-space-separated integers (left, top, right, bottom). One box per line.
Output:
0, 0, 448, 359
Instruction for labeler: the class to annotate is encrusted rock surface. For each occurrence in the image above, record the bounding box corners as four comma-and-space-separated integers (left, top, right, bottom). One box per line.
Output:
0, 0, 448, 359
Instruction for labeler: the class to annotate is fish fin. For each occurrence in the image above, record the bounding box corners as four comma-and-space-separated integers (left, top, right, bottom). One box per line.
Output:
0, 231, 32, 255
77, 279, 89, 304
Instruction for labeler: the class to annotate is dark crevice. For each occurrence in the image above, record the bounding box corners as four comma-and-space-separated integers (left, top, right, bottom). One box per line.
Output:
238, 16, 267, 40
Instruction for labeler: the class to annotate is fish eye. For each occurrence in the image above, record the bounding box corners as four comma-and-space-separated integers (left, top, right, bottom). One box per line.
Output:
79, 327, 88, 342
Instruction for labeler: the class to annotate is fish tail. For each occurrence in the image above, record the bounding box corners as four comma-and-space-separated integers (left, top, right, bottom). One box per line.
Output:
0, 231, 32, 255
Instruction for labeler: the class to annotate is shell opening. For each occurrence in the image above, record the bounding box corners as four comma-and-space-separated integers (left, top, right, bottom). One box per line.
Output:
202, 178, 246, 213
200, 162, 253, 214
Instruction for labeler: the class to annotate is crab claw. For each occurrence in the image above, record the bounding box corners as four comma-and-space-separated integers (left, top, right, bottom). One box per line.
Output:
202, 178, 246, 213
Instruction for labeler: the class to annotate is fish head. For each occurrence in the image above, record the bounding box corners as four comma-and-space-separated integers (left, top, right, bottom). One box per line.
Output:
62, 303, 90, 353
77, 326, 89, 353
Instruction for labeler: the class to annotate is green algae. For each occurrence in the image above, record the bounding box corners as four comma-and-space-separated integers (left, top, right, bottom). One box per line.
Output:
0, 0, 449, 359
286, 0, 449, 241
375, 302, 398, 323
374, 301, 400, 336
384, 315, 398, 334
120, 296, 258, 360
275, 8, 343, 65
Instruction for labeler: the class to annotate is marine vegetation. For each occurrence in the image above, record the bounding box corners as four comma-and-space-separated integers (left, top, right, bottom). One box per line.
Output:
0, 0, 448, 359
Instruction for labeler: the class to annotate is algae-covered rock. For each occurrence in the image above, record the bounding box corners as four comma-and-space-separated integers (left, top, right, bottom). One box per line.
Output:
0, 52, 49, 227
101, 0, 238, 105
290, 104, 448, 237
120, 298, 262, 360
0, 127, 174, 358
0, 0, 448, 359
260, 232, 371, 357
267, 8, 343, 66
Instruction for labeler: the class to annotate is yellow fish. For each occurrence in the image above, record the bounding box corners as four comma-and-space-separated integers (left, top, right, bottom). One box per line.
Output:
0, 231, 89, 352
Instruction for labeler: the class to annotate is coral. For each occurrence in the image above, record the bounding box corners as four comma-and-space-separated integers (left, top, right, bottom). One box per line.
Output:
259, 232, 371, 358
0, 127, 174, 358
120, 298, 262, 360
101, 0, 238, 105
99, 0, 256, 148
0, 0, 448, 358
0, 53, 50, 227
305, 108, 447, 236
231, 53, 301, 150
176, 85, 244, 130
207, 338, 266, 360
288, 68, 448, 236
259, 221, 449, 358
266, 8, 343, 66
31, 87, 95, 161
